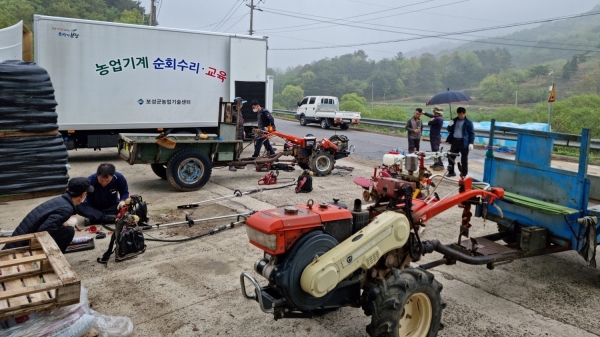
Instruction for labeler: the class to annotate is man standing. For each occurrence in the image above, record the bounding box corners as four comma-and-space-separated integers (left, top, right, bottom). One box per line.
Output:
251, 99, 276, 158
445, 107, 475, 177
423, 106, 445, 170
405, 108, 423, 152
3, 177, 93, 253
229, 97, 247, 171
78, 163, 130, 225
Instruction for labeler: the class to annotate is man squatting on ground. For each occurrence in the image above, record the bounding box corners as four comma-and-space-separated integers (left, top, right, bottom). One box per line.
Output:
2, 177, 93, 253
77, 163, 130, 225
405, 108, 424, 152
446, 107, 475, 177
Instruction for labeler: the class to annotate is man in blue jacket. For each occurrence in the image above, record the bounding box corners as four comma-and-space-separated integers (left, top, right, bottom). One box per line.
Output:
423, 106, 445, 169
251, 99, 276, 158
3, 177, 93, 253
78, 163, 130, 225
445, 107, 475, 177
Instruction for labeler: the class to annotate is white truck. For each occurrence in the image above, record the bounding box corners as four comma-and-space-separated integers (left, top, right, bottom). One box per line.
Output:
30, 15, 269, 149
295, 95, 361, 130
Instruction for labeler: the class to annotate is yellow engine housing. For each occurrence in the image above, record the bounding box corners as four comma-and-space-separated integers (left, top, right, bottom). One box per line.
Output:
300, 211, 411, 297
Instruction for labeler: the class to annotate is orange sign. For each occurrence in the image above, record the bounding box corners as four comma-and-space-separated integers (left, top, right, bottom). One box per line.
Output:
548, 84, 555, 103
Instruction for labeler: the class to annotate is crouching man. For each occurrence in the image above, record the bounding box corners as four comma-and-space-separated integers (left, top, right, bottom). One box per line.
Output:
2, 177, 93, 253
78, 163, 129, 225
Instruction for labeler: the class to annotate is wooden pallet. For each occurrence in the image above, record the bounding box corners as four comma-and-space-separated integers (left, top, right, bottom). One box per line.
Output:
0, 189, 65, 203
0, 129, 58, 138
0, 232, 80, 320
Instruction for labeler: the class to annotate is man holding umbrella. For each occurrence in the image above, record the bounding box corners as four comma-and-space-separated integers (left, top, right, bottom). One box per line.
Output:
445, 107, 474, 177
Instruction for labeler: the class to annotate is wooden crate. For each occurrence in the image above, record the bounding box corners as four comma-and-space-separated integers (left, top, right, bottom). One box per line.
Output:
0, 231, 80, 319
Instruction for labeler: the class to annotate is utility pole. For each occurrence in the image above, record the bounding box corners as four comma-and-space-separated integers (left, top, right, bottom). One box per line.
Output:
249, 0, 254, 35
515, 79, 519, 106
371, 82, 374, 111
150, 0, 157, 26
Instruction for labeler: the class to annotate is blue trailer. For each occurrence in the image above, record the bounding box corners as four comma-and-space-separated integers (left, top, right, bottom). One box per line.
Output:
420, 119, 598, 270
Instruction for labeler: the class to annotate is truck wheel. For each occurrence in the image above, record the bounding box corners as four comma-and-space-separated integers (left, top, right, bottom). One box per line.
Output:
366, 268, 444, 337
309, 151, 335, 176
320, 118, 330, 129
340, 124, 350, 130
166, 149, 212, 191
150, 164, 167, 179
300, 115, 307, 126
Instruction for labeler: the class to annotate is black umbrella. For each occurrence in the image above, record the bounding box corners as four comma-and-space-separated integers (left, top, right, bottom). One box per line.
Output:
426, 89, 472, 118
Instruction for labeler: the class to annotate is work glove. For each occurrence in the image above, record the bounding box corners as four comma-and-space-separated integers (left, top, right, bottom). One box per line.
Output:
468, 144, 474, 151
117, 200, 126, 210
449, 120, 454, 126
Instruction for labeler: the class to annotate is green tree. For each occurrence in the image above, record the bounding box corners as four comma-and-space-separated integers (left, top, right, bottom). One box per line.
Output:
340, 93, 367, 113
530, 94, 600, 137
528, 65, 550, 85
279, 85, 304, 110
478, 73, 516, 103
576, 68, 600, 95
117, 8, 144, 24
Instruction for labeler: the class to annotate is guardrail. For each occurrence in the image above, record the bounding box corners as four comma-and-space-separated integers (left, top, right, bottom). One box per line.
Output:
272, 109, 599, 150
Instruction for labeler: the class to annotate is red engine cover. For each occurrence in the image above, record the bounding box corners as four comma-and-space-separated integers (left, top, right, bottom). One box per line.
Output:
245, 203, 353, 255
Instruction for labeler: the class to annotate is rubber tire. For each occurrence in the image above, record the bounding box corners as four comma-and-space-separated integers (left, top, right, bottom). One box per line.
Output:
166, 148, 212, 191
150, 163, 167, 179
309, 151, 335, 176
340, 124, 350, 130
320, 118, 330, 129
366, 268, 444, 337
300, 114, 307, 126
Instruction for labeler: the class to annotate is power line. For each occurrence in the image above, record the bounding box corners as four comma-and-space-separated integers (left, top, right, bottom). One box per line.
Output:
224, 13, 249, 33
265, 10, 600, 52
213, 0, 240, 32
156, 0, 164, 20
192, 14, 248, 30
262, 6, 600, 51
259, 0, 443, 33
215, 0, 246, 32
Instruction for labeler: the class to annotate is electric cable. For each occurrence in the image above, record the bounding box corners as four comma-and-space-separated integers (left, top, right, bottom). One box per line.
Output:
214, 0, 241, 32
263, 9, 600, 52
218, 1, 246, 32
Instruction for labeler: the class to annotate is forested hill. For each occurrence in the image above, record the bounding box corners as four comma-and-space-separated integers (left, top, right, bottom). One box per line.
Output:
0, 0, 149, 30
440, 5, 600, 67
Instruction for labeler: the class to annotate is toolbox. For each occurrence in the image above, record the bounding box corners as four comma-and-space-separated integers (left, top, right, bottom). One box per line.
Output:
520, 226, 548, 251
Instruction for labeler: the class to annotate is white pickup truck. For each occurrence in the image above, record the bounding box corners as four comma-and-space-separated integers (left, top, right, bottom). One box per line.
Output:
295, 96, 361, 130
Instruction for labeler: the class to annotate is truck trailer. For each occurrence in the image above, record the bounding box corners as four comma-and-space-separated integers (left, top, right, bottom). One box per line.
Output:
32, 15, 269, 149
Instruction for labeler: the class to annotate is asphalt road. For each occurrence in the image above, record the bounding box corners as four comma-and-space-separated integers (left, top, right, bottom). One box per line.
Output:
273, 117, 489, 178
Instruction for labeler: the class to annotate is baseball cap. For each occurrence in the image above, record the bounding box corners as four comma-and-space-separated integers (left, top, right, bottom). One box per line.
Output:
234, 97, 247, 104
67, 177, 94, 197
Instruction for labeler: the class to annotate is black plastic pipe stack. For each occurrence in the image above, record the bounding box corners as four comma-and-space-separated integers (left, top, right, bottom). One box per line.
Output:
0, 60, 69, 198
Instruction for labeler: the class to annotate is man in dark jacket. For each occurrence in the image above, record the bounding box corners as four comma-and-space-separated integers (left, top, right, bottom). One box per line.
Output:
251, 99, 276, 158
446, 107, 475, 177
3, 177, 93, 253
77, 163, 129, 225
423, 106, 445, 169
405, 108, 423, 152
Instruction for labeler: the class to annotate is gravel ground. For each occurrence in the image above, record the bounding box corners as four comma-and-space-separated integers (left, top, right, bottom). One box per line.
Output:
1, 142, 599, 337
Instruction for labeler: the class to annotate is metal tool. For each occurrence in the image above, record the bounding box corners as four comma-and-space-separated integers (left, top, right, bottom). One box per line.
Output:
142, 212, 252, 231
177, 189, 262, 209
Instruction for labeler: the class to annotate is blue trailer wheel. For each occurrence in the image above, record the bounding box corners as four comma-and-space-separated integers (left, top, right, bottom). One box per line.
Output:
166, 148, 212, 191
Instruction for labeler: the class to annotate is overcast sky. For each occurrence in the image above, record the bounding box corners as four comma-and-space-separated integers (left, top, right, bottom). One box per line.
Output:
139, 0, 600, 70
